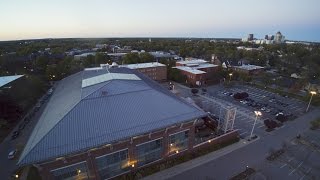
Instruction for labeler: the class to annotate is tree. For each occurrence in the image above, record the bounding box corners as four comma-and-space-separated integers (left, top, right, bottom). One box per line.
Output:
45, 65, 58, 80
35, 56, 49, 72
83, 55, 95, 67
169, 69, 187, 83
122, 53, 140, 64
139, 52, 154, 63
95, 53, 107, 65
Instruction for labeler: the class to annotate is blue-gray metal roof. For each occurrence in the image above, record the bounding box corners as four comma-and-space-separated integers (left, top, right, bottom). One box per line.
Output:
0, 75, 24, 88
18, 68, 206, 165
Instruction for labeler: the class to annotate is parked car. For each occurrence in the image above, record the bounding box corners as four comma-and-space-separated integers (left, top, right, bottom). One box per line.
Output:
48, 88, 53, 95
11, 131, 20, 140
8, 149, 17, 159
18, 123, 25, 131
35, 103, 41, 108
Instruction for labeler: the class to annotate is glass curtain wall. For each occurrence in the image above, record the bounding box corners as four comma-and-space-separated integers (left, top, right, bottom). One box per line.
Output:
168, 130, 189, 154
51, 161, 89, 180
95, 149, 130, 179
136, 138, 163, 166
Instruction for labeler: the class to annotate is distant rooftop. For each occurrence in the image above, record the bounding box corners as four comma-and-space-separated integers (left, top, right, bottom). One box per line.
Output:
234, 64, 264, 70
120, 62, 166, 69
177, 59, 208, 65
0, 75, 24, 88
174, 66, 207, 75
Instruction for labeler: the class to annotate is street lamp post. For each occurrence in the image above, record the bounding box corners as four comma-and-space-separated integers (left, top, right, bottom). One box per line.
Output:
306, 91, 317, 112
229, 73, 233, 82
250, 111, 262, 139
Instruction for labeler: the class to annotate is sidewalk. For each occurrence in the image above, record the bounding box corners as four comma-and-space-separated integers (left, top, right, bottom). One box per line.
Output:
142, 137, 259, 180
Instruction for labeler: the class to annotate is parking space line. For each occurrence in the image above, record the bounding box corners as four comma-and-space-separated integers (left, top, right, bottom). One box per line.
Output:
239, 132, 247, 136
280, 163, 287, 168
289, 169, 296, 175
299, 174, 305, 180
297, 161, 303, 168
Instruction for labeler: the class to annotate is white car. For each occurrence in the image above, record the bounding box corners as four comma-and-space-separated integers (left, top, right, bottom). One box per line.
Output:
8, 149, 17, 159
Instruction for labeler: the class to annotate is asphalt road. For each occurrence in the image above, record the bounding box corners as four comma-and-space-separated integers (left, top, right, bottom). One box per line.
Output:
0, 88, 53, 179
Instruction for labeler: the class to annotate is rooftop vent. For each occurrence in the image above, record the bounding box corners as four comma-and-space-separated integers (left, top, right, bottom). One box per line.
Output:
100, 64, 109, 69
101, 91, 108, 96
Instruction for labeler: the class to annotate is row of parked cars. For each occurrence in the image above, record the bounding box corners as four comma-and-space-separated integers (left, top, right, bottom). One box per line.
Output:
8, 88, 54, 161
10, 88, 53, 141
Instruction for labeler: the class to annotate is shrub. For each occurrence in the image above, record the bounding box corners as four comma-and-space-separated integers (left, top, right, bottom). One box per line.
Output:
191, 88, 199, 95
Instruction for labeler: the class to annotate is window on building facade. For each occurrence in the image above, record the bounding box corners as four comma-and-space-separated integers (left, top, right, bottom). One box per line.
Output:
95, 149, 130, 179
51, 161, 89, 180
136, 138, 163, 166
168, 130, 189, 155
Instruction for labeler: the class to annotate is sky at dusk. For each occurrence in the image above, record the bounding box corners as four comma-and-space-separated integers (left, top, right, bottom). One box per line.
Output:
1, 0, 320, 42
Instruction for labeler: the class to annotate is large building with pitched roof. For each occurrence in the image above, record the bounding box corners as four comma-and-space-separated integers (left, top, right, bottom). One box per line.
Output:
17, 67, 207, 179
18, 67, 238, 180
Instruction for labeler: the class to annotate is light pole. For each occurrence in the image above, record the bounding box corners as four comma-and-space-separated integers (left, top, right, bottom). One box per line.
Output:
306, 91, 317, 112
250, 111, 262, 139
229, 73, 233, 82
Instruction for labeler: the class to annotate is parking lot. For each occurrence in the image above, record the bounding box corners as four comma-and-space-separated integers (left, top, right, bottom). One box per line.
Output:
205, 85, 308, 133
254, 130, 320, 180
171, 83, 309, 140
172, 83, 267, 139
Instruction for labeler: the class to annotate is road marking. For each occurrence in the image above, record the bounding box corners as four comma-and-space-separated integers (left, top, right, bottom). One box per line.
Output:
297, 162, 303, 168
258, 125, 265, 128
280, 164, 287, 168
306, 167, 312, 173
299, 175, 305, 180
239, 132, 247, 136
288, 157, 294, 162
289, 169, 296, 175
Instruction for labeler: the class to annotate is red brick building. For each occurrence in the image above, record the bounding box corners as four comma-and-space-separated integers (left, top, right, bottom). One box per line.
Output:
232, 64, 265, 75
174, 59, 219, 86
121, 62, 167, 81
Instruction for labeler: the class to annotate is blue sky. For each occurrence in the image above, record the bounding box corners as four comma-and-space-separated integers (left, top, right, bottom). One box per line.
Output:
1, 0, 320, 41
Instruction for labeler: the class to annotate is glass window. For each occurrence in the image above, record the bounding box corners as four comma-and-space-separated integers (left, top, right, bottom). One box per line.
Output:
169, 130, 189, 154
95, 149, 130, 179
136, 138, 163, 166
51, 162, 89, 180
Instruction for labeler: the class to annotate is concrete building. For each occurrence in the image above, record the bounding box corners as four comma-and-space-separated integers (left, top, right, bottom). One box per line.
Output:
232, 64, 265, 75
275, 31, 285, 44
74, 52, 96, 60
120, 62, 167, 81
248, 34, 254, 41
174, 59, 219, 86
18, 67, 238, 180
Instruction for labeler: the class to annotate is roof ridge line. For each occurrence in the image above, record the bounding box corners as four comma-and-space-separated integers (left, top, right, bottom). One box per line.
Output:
82, 87, 152, 101
18, 93, 84, 165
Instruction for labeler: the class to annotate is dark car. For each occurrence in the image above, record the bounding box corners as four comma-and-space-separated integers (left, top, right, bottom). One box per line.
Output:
24, 117, 30, 124
18, 123, 25, 131
11, 131, 20, 140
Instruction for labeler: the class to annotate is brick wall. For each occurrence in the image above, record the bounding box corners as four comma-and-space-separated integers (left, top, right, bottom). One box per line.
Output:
36, 122, 239, 180
136, 66, 167, 81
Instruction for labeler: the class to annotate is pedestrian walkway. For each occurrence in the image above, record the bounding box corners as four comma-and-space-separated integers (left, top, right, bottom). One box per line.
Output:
142, 137, 259, 180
